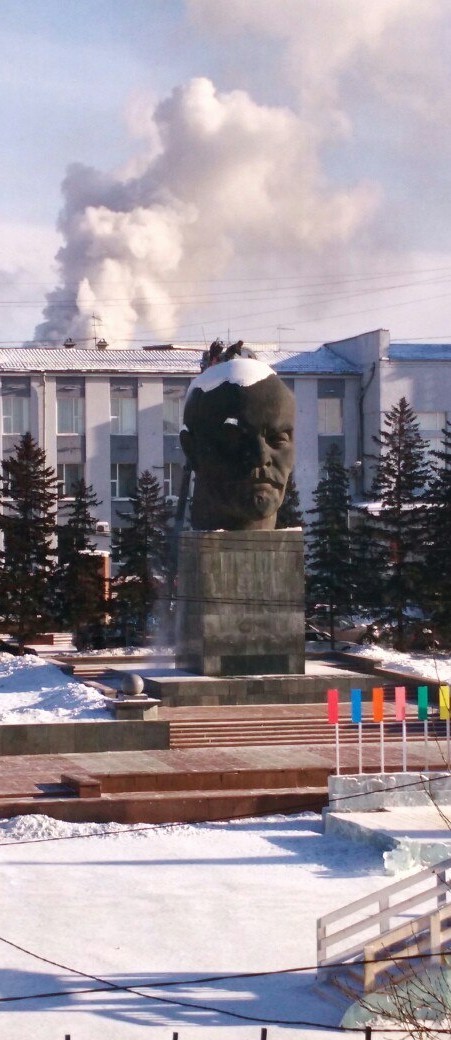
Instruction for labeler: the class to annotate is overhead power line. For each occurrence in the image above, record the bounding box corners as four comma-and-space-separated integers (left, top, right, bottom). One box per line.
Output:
0, 927, 451, 1029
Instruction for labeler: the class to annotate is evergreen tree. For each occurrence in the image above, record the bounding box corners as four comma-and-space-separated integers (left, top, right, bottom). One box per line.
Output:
111, 470, 170, 643
0, 433, 58, 649
56, 480, 106, 642
368, 396, 429, 649
349, 509, 385, 614
306, 444, 352, 647
276, 472, 304, 528
422, 420, 451, 635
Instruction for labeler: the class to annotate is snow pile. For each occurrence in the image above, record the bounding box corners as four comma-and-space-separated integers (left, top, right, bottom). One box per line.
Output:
0, 813, 155, 844
352, 644, 451, 684
62, 644, 174, 657
0, 653, 110, 723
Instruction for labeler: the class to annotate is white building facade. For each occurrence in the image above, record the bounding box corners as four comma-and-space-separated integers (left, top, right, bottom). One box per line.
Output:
0, 332, 446, 547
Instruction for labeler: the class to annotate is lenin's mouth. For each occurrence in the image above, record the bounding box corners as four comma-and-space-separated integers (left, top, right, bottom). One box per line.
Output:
250, 477, 283, 491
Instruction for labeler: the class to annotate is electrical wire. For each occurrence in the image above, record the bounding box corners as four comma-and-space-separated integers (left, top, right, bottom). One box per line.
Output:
0, 928, 451, 1029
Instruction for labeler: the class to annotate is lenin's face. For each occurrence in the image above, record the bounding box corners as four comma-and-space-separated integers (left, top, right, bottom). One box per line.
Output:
181, 373, 295, 530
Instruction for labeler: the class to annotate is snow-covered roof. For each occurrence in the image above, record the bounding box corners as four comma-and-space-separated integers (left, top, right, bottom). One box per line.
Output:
0, 347, 203, 375
0, 342, 361, 377
389, 343, 451, 361
275, 344, 361, 375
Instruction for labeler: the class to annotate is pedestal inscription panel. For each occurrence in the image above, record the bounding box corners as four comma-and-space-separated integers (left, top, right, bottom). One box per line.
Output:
175, 528, 304, 676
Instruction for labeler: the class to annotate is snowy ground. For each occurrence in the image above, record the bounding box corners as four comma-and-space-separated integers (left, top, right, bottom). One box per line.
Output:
0, 648, 448, 1036
0, 654, 110, 723
0, 810, 393, 1040
351, 643, 451, 685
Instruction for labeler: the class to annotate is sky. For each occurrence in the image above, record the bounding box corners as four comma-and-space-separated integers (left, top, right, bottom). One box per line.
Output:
3, 0, 451, 349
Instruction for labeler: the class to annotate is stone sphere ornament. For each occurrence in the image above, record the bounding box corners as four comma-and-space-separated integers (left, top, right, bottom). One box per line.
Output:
121, 673, 145, 697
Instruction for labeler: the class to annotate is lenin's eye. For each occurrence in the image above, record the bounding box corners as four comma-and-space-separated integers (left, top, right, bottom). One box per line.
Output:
268, 431, 291, 447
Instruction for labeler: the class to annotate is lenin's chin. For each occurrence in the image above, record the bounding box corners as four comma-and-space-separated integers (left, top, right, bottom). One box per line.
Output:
248, 485, 281, 517
224, 482, 283, 524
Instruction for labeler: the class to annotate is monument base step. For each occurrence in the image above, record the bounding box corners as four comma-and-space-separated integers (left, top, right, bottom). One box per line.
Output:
143, 672, 377, 706
0, 785, 327, 825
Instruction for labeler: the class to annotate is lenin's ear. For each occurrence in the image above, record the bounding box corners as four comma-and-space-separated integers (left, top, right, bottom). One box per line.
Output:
180, 428, 197, 469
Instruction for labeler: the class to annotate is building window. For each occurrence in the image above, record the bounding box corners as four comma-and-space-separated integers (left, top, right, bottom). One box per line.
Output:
57, 396, 85, 434
417, 411, 446, 462
2, 395, 30, 435
111, 463, 136, 499
110, 380, 137, 435
417, 412, 445, 436
163, 381, 189, 435
57, 463, 84, 498
163, 462, 183, 499
111, 395, 137, 435
318, 397, 343, 435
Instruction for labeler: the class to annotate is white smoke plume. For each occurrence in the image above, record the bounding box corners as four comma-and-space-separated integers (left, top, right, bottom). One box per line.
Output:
34, 75, 379, 345
34, 0, 451, 346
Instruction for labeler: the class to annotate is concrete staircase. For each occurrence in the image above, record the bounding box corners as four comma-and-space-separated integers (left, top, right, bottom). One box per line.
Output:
169, 711, 447, 749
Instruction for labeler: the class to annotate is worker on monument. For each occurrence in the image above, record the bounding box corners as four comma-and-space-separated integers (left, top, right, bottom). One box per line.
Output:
180, 352, 295, 531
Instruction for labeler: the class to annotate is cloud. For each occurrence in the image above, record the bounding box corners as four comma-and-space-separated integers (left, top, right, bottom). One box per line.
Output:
34, 0, 451, 346
34, 77, 380, 345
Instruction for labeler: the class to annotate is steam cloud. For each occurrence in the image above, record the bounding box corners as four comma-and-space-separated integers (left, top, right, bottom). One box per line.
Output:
34, 0, 451, 345
34, 76, 379, 345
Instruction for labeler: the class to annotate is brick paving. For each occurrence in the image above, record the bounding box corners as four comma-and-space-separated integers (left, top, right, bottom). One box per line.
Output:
0, 700, 448, 823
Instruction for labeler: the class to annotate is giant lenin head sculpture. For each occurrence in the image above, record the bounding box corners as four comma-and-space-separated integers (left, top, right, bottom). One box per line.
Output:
180, 357, 295, 531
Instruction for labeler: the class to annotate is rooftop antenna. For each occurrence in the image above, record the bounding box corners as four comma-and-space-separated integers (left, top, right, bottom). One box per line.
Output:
92, 313, 101, 347
91, 313, 108, 350
276, 325, 295, 349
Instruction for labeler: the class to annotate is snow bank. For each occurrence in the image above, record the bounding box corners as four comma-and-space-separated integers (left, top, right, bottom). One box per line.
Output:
0, 653, 110, 722
351, 644, 451, 684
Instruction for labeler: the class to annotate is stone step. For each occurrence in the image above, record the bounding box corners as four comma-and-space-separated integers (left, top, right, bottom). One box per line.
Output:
169, 718, 446, 748
63, 763, 329, 795
0, 785, 328, 825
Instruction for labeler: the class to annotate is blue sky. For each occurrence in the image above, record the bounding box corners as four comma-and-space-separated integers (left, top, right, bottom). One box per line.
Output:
2, 0, 451, 347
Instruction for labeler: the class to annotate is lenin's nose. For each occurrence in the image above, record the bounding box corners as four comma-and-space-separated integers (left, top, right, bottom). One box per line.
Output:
249, 434, 271, 469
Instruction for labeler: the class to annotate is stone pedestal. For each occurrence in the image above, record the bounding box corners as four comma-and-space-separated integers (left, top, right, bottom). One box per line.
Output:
175, 528, 304, 676
104, 695, 160, 721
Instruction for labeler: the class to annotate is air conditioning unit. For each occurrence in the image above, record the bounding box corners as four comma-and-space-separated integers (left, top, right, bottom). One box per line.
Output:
96, 520, 110, 535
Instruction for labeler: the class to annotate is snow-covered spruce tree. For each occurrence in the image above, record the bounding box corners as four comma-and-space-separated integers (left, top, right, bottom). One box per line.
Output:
111, 470, 171, 644
56, 479, 106, 642
422, 420, 451, 638
276, 471, 304, 528
368, 396, 429, 650
306, 444, 352, 647
0, 433, 58, 649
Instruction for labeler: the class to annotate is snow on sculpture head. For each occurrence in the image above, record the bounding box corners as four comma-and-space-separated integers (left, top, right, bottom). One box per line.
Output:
180, 356, 295, 531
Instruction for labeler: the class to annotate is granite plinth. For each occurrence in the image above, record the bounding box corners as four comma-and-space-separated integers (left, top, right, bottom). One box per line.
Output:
175, 528, 304, 676
104, 696, 160, 721
144, 671, 378, 706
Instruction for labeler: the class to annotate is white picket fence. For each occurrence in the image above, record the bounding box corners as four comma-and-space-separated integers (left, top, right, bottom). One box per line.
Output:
317, 854, 451, 992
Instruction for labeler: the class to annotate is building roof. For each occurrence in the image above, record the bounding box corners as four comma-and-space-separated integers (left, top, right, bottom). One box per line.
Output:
0, 343, 361, 377
389, 343, 451, 361
275, 345, 361, 375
